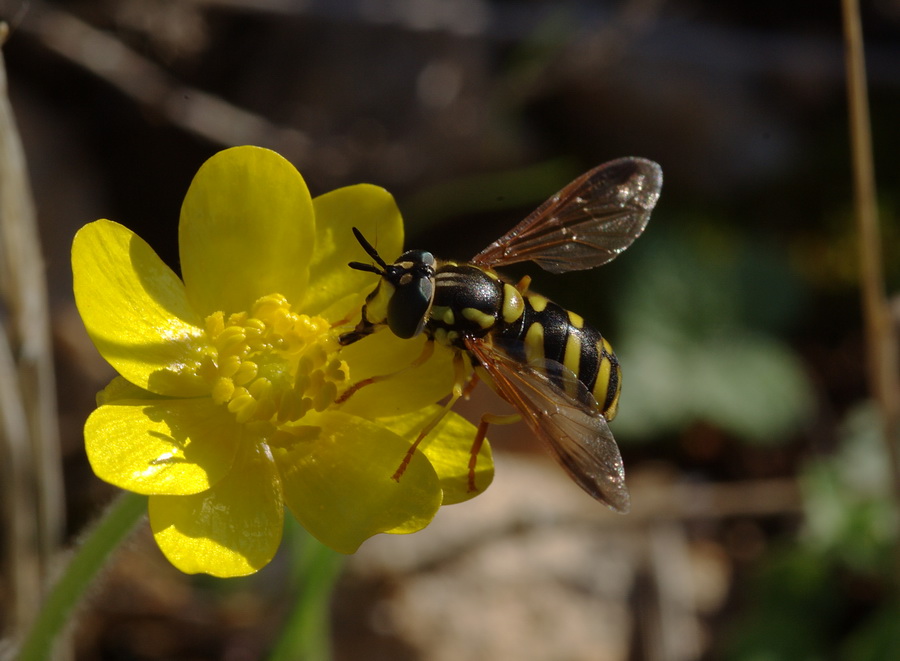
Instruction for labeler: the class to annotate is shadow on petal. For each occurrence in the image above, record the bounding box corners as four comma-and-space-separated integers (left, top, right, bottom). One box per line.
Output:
277, 410, 442, 553
149, 442, 284, 577
86, 397, 240, 496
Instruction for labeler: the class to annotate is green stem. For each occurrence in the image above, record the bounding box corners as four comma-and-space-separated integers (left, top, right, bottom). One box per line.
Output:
268, 521, 346, 661
16, 491, 147, 661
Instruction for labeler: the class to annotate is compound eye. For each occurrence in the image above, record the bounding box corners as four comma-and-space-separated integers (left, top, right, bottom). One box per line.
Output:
398, 249, 435, 267
387, 273, 435, 339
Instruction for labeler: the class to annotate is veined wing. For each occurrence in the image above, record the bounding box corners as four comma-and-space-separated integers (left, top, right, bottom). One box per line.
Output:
465, 337, 630, 512
471, 158, 662, 274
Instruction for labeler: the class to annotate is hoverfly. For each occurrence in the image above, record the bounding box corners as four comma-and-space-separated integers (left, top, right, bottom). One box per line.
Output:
339, 158, 662, 512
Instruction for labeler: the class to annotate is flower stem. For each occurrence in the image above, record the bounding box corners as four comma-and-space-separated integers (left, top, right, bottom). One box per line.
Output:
16, 491, 147, 661
268, 520, 346, 661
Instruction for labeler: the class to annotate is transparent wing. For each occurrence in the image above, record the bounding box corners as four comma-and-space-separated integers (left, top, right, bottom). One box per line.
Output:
465, 337, 630, 512
471, 158, 662, 273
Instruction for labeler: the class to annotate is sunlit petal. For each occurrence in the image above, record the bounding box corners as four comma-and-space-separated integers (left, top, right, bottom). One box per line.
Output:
149, 442, 283, 576
85, 398, 239, 495
96, 376, 166, 405
302, 184, 404, 318
72, 220, 209, 397
179, 146, 314, 317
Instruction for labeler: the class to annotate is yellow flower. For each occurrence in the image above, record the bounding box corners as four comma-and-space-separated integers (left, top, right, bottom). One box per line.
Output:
73, 146, 493, 577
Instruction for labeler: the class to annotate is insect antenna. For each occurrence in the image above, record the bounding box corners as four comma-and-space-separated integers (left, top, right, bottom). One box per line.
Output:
348, 261, 384, 275
349, 227, 389, 273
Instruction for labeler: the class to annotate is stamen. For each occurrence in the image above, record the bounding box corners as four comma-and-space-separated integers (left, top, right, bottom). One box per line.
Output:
194, 293, 351, 431
232, 360, 258, 385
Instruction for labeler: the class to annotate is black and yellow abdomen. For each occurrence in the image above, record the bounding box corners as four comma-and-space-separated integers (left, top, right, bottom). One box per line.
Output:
495, 293, 621, 420
426, 262, 621, 420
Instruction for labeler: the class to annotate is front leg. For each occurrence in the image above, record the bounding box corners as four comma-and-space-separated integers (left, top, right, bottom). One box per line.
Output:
335, 337, 435, 405
338, 314, 377, 345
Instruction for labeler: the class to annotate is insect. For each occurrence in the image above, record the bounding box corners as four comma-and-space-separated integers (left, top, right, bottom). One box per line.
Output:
338, 157, 662, 512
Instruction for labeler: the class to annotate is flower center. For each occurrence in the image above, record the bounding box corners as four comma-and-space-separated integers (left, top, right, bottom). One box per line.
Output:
198, 294, 349, 426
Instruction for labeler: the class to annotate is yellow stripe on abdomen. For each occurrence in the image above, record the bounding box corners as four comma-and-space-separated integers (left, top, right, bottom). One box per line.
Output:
593, 336, 620, 419
524, 322, 545, 363
562, 332, 582, 397
567, 310, 584, 329
604, 364, 621, 420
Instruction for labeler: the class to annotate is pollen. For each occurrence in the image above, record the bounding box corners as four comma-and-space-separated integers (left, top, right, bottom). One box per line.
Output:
199, 294, 349, 427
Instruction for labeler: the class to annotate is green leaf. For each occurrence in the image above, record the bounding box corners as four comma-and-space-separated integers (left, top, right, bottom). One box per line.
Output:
611, 229, 813, 444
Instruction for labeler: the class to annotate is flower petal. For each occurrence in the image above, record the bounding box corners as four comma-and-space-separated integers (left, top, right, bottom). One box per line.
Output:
179, 146, 315, 317
96, 376, 166, 405
72, 220, 210, 397
338, 331, 456, 418
380, 407, 494, 506
85, 397, 239, 495
149, 442, 283, 576
302, 184, 404, 319
276, 411, 442, 553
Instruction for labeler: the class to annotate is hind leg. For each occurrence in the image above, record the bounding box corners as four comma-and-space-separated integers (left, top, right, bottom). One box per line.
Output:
468, 413, 520, 492
392, 351, 469, 481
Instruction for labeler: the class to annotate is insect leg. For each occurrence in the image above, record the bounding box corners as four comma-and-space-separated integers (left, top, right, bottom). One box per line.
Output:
460, 370, 480, 399
513, 274, 532, 294
336, 339, 435, 404
338, 315, 378, 345
392, 351, 467, 482
468, 413, 520, 492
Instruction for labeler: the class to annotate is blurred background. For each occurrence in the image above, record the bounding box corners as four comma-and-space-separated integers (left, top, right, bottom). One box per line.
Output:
2, 0, 900, 659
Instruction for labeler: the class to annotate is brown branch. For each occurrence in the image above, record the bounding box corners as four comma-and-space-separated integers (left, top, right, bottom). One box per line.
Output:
840, 0, 900, 515
18, 6, 312, 162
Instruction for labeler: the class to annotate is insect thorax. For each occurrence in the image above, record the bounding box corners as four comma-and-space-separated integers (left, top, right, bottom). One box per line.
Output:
426, 264, 505, 347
